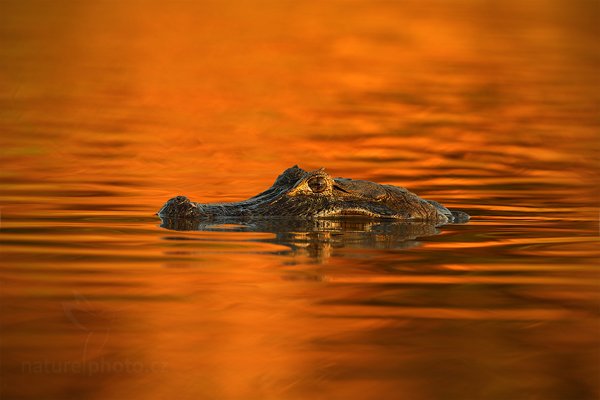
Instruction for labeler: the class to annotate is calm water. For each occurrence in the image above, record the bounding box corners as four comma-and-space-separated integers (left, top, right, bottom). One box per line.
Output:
1, 1, 599, 399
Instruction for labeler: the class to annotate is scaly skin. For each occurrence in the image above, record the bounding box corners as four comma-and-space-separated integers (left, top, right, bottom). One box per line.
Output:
157, 165, 469, 224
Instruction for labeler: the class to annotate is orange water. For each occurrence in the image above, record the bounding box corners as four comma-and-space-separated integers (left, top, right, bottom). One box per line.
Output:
1, 1, 599, 399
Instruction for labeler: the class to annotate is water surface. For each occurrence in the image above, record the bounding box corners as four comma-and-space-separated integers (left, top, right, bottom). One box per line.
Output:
1, 1, 599, 399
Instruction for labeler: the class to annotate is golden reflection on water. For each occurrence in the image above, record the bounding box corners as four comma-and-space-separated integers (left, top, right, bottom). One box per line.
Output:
1, 1, 599, 399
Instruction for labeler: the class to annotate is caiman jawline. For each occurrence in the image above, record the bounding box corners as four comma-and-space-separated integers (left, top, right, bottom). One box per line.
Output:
315, 208, 384, 218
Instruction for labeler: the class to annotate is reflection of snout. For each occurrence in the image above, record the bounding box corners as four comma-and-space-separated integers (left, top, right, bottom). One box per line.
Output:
159, 217, 201, 231
158, 196, 202, 219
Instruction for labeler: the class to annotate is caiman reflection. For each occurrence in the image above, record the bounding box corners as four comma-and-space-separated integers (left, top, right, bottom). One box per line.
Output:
159, 218, 441, 261
158, 165, 469, 224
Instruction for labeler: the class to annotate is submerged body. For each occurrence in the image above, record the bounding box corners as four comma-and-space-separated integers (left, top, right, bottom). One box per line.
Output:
158, 166, 469, 224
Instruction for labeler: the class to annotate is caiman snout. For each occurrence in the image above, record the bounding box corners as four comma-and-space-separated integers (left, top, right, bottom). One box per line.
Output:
158, 196, 202, 218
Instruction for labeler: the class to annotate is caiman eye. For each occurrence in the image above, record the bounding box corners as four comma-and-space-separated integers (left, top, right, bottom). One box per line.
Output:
307, 176, 328, 193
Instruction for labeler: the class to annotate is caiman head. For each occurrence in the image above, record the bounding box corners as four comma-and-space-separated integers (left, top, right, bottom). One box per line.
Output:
157, 165, 469, 224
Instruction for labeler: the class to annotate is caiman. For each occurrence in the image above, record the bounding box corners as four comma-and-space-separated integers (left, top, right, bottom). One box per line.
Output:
157, 165, 469, 224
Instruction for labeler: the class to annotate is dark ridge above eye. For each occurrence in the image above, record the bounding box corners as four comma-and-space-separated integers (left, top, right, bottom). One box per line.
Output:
308, 176, 328, 192
274, 165, 308, 187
